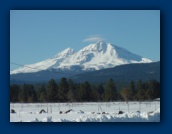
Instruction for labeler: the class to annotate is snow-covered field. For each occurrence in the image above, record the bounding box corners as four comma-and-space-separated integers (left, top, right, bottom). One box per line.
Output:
10, 101, 160, 122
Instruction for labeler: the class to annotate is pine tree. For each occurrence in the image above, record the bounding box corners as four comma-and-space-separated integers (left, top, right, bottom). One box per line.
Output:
97, 83, 105, 101
18, 85, 28, 102
75, 83, 82, 102
58, 77, 68, 102
145, 89, 153, 100
38, 85, 47, 102
90, 85, 99, 101
39, 92, 47, 102
148, 80, 160, 99
130, 81, 136, 100
105, 78, 117, 101
80, 81, 91, 102
47, 79, 58, 102
153, 80, 160, 99
137, 79, 143, 90
137, 80, 145, 101
27, 84, 37, 102
75, 81, 91, 102
67, 79, 75, 102
10, 84, 20, 102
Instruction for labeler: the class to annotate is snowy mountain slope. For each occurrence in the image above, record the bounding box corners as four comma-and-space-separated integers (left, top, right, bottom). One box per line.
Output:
10, 41, 152, 74
11, 48, 76, 74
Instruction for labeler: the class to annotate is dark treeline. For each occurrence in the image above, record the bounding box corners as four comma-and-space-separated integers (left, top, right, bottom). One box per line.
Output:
10, 78, 160, 103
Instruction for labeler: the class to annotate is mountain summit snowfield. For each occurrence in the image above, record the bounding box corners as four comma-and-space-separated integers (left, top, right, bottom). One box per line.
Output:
10, 41, 152, 74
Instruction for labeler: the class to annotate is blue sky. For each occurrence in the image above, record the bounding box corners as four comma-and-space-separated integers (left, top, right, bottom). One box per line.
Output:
10, 10, 160, 70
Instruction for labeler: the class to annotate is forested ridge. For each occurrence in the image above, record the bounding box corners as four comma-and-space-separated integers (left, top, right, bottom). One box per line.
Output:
10, 61, 160, 83
71, 61, 160, 83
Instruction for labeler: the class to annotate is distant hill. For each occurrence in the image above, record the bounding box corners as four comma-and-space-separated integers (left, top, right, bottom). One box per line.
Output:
70, 61, 160, 83
10, 61, 160, 84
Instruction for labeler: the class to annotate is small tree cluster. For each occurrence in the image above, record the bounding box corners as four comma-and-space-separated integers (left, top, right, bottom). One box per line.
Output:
120, 80, 160, 101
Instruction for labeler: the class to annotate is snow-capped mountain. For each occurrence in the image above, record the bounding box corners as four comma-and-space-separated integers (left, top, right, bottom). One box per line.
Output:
10, 41, 152, 75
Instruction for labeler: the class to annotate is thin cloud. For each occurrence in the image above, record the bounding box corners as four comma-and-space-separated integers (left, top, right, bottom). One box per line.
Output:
83, 35, 105, 43
89, 34, 102, 38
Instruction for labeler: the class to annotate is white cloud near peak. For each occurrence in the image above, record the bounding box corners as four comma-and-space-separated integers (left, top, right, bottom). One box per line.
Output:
83, 35, 105, 43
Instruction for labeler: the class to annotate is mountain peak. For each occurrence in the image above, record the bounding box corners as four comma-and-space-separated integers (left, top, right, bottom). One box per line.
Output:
55, 47, 75, 58
82, 41, 108, 52
10, 41, 152, 75
63, 47, 75, 54
96, 40, 106, 45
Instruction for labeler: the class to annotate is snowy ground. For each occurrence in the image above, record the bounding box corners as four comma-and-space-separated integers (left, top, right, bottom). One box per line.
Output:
10, 101, 160, 122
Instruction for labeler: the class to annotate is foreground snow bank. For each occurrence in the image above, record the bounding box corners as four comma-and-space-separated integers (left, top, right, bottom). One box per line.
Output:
27, 108, 160, 122
10, 102, 160, 122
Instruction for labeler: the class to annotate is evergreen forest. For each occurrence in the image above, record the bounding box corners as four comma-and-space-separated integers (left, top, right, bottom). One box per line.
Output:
10, 78, 160, 103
